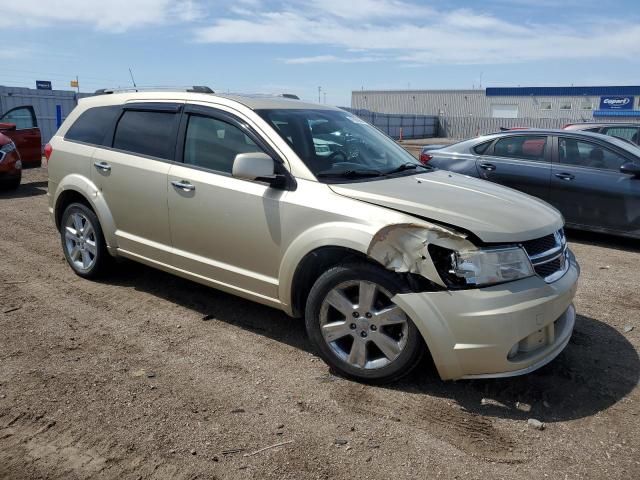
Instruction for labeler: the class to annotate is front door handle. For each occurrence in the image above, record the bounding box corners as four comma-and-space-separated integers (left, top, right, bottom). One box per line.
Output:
93, 161, 111, 172
554, 172, 575, 181
171, 180, 196, 192
480, 163, 496, 171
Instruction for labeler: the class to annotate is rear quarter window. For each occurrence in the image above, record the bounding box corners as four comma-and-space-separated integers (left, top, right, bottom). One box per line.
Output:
473, 140, 493, 155
65, 106, 121, 146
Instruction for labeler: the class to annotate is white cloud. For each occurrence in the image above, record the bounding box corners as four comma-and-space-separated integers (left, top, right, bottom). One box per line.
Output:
282, 54, 387, 64
194, 3, 640, 65
3, 0, 203, 32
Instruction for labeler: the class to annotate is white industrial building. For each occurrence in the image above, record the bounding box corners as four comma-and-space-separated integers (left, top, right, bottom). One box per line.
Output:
352, 86, 640, 138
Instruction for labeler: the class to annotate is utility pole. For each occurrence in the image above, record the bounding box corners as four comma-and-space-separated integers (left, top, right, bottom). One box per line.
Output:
323, 92, 327, 104
318, 86, 322, 103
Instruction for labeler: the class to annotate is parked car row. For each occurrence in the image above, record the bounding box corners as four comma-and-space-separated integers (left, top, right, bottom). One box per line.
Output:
422, 129, 640, 239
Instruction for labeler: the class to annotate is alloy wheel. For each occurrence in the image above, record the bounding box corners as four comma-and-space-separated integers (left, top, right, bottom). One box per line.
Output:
319, 280, 409, 370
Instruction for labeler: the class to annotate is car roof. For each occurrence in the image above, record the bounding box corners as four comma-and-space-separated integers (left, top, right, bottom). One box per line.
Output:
79, 90, 335, 111
438, 128, 638, 153
478, 128, 612, 140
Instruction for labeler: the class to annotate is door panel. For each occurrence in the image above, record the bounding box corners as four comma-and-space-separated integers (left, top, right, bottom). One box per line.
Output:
167, 109, 287, 300
549, 136, 640, 234
476, 135, 552, 201
91, 149, 173, 263
168, 164, 284, 300
89, 105, 181, 263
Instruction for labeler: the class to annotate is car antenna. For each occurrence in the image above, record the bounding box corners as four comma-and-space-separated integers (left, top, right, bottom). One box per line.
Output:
128, 68, 138, 92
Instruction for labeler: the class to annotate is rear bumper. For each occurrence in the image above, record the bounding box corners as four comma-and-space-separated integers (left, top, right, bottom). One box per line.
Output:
393, 251, 580, 380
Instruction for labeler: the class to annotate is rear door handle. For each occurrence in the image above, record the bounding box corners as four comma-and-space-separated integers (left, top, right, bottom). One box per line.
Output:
93, 161, 111, 172
554, 172, 575, 181
171, 180, 196, 192
480, 163, 496, 171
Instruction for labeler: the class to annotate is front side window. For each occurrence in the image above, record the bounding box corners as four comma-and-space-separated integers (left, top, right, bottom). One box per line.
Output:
66, 106, 121, 145
257, 109, 424, 182
113, 110, 178, 160
558, 137, 629, 171
183, 115, 262, 173
1, 106, 36, 129
493, 135, 547, 161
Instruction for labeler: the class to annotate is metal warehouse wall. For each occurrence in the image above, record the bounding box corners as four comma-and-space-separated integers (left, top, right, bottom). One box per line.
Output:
351, 90, 612, 121
0, 86, 83, 145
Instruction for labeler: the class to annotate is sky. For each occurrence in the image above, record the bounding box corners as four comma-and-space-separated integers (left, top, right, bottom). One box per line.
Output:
3, 0, 640, 106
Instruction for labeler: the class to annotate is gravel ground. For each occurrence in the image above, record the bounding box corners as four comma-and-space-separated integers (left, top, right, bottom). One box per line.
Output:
0, 167, 638, 480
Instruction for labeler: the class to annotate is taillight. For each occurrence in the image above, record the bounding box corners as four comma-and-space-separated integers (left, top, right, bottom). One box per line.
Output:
419, 152, 432, 164
44, 143, 53, 161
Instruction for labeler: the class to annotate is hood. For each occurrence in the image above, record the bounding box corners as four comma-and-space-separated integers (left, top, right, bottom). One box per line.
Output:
330, 170, 563, 243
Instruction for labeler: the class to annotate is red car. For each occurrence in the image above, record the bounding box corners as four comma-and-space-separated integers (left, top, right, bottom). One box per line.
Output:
0, 131, 21, 190
0, 105, 42, 169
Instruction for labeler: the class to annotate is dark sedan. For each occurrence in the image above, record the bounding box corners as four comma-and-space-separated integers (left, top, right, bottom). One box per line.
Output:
427, 130, 640, 239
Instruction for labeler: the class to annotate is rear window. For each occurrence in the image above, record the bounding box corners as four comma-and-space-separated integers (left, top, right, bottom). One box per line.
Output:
65, 106, 121, 145
113, 110, 178, 160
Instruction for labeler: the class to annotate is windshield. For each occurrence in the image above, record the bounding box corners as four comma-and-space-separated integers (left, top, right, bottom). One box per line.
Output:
257, 109, 426, 181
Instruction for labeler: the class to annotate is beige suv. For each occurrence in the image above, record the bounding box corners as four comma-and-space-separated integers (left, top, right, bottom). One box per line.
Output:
47, 89, 579, 383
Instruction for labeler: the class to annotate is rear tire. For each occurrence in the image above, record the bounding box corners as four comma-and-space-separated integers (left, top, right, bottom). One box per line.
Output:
305, 263, 425, 384
60, 203, 110, 279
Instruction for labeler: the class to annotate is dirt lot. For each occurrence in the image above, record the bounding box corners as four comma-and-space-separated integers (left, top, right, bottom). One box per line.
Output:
1, 167, 639, 480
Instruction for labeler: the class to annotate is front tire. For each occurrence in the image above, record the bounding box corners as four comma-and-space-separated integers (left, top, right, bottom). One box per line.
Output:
305, 263, 425, 383
60, 203, 110, 279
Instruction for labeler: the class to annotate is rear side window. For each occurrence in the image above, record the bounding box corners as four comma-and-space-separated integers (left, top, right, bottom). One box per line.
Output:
113, 110, 178, 160
493, 135, 547, 161
65, 106, 120, 146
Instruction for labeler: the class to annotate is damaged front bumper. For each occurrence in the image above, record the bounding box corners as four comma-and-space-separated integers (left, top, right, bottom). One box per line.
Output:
391, 255, 580, 380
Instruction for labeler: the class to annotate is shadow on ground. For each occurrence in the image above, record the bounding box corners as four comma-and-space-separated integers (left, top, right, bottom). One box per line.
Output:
104, 259, 639, 424
567, 228, 640, 253
0, 180, 47, 199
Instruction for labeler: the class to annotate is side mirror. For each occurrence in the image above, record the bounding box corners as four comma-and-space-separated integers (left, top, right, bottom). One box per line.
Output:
620, 162, 640, 178
232, 152, 276, 181
0, 122, 17, 131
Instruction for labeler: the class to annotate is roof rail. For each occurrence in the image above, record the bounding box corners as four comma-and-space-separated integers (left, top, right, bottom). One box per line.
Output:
94, 86, 215, 95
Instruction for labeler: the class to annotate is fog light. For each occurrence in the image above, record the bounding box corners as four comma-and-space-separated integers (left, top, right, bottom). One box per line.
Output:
15, 160, 22, 169
507, 343, 519, 360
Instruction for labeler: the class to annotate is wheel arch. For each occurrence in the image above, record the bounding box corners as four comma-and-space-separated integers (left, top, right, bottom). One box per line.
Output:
53, 174, 118, 251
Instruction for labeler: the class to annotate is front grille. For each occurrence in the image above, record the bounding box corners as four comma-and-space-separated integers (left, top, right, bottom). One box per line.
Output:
521, 229, 569, 283
534, 257, 562, 278
521, 234, 557, 258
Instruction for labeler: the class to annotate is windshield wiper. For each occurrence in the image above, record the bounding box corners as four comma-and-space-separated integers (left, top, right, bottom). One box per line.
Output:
316, 169, 385, 179
386, 163, 432, 175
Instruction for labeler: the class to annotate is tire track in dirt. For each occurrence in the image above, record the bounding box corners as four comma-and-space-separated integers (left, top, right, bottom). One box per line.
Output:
330, 384, 526, 463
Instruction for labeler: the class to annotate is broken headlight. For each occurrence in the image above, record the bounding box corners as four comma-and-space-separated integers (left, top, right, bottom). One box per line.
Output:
429, 244, 534, 288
